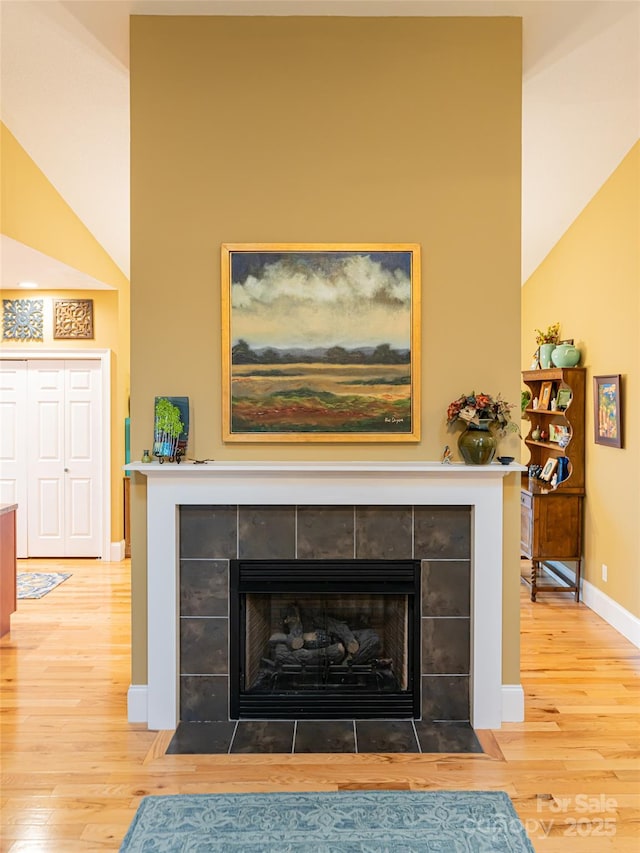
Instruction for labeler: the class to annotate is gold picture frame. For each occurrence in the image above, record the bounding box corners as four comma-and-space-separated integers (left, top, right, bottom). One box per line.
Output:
539, 380, 553, 410
221, 243, 421, 443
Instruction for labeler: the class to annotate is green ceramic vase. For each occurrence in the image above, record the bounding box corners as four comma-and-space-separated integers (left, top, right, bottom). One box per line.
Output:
457, 422, 497, 465
551, 343, 581, 367
539, 343, 555, 369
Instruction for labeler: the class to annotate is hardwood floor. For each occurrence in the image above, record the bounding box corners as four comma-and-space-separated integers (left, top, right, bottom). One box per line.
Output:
1, 558, 638, 851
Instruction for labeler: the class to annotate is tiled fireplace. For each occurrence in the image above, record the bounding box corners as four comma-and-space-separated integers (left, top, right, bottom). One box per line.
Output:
179, 505, 470, 724
230, 556, 421, 720
129, 461, 518, 731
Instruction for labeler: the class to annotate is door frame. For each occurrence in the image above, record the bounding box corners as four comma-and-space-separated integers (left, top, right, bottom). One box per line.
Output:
0, 349, 112, 560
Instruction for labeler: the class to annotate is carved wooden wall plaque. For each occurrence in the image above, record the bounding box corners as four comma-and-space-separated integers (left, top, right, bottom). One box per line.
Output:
54, 299, 94, 339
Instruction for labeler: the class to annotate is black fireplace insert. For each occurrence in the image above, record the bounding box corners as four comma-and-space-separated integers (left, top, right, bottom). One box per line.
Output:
230, 559, 420, 719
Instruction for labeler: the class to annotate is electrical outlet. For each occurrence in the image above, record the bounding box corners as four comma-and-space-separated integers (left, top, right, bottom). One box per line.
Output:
602, 564, 608, 582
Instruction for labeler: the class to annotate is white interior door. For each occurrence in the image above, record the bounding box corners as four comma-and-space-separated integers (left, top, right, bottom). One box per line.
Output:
27, 362, 66, 556
26, 360, 102, 557
64, 362, 102, 556
0, 361, 28, 557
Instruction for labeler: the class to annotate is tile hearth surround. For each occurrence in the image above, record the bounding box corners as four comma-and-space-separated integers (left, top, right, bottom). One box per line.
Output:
179, 504, 471, 724
167, 719, 483, 755
129, 462, 522, 731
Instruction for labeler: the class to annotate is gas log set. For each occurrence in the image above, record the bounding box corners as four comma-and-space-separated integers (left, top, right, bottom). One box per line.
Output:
251, 604, 398, 693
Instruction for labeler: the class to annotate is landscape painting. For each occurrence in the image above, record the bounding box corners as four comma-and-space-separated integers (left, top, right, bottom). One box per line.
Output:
221, 243, 421, 442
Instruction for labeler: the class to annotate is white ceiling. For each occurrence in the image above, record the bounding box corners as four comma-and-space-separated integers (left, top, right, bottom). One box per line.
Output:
1, 234, 116, 291
1, 0, 638, 290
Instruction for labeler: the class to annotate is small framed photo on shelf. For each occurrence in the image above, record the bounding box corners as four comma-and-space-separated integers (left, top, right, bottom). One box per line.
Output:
540, 457, 558, 482
539, 381, 554, 410
530, 348, 541, 370
556, 388, 572, 410
548, 423, 570, 444
593, 374, 622, 448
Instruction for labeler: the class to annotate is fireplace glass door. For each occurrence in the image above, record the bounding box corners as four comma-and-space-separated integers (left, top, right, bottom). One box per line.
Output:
230, 559, 420, 719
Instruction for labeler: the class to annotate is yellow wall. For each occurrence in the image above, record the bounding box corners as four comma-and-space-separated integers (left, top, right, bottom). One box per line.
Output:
522, 142, 639, 618
130, 17, 523, 685
1, 123, 128, 290
1, 123, 131, 546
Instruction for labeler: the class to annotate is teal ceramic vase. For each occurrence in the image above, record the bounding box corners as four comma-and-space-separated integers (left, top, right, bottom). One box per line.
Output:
551, 343, 580, 367
457, 422, 497, 465
539, 343, 556, 369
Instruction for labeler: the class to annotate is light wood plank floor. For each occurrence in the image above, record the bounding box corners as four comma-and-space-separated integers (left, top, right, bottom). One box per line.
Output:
1, 558, 638, 852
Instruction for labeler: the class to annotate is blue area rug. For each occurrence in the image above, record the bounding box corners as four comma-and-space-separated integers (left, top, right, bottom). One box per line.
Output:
120, 790, 535, 852
17, 572, 71, 599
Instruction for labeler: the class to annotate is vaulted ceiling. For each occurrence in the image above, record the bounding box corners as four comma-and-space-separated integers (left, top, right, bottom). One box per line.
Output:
1, 0, 638, 289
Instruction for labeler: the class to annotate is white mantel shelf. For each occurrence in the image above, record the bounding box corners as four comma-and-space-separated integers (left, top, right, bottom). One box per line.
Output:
128, 460, 525, 731
127, 460, 523, 476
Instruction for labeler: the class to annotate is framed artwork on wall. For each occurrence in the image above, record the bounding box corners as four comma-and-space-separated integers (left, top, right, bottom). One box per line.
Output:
593, 374, 622, 448
221, 243, 421, 443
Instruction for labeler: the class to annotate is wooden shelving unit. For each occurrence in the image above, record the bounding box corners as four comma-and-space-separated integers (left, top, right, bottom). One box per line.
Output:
520, 367, 586, 601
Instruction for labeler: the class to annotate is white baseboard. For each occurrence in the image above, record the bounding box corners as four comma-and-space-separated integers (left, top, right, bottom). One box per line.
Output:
541, 562, 639, 648
581, 579, 640, 648
128, 684, 148, 723
110, 540, 125, 562
501, 684, 525, 722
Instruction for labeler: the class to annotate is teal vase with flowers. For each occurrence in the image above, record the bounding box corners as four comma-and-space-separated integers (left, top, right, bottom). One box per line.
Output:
535, 322, 561, 369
